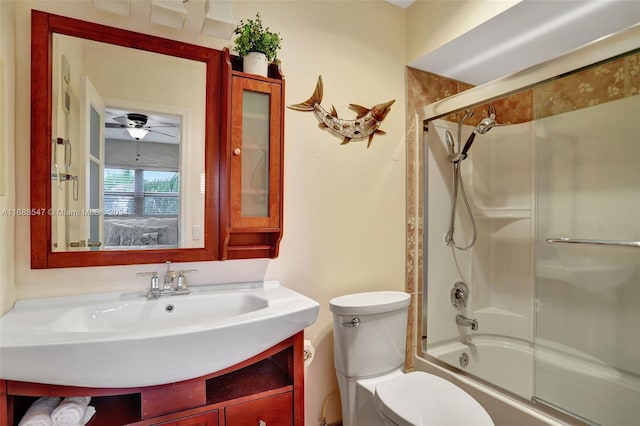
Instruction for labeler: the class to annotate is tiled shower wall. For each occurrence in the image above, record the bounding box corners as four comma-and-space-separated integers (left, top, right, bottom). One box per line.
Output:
535, 52, 640, 118
404, 67, 477, 369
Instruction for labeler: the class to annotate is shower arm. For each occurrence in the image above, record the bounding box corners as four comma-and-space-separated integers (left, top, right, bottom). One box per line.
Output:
457, 110, 474, 152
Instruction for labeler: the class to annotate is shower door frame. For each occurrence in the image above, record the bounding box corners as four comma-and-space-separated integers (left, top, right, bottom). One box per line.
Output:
413, 23, 640, 424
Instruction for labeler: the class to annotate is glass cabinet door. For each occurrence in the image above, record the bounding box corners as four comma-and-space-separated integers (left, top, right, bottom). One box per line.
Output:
230, 76, 281, 229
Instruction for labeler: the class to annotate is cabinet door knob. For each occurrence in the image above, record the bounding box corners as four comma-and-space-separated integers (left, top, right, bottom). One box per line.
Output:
233, 148, 241, 156
258, 420, 266, 426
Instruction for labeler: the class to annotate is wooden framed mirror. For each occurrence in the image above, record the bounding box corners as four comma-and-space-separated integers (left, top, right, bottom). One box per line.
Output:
30, 10, 224, 268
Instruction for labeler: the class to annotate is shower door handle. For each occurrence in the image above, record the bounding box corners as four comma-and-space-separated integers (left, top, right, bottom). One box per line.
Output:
546, 237, 640, 249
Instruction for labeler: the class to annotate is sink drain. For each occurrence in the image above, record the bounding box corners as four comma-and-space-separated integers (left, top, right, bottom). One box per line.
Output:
459, 352, 469, 368
165, 304, 174, 313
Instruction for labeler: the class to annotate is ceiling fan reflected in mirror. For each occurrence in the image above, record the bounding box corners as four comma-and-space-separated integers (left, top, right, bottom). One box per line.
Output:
106, 112, 178, 141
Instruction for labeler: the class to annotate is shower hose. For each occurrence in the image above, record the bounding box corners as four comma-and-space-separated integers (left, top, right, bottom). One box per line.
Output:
446, 159, 477, 250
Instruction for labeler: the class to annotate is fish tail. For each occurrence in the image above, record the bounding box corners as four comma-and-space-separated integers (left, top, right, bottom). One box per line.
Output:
287, 76, 323, 111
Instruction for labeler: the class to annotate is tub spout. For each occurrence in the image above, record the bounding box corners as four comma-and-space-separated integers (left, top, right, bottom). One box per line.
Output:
456, 314, 478, 331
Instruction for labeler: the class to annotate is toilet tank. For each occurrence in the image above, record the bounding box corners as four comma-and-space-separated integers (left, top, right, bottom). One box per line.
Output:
329, 291, 411, 378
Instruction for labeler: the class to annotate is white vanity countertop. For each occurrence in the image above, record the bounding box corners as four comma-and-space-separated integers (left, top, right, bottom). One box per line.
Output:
0, 281, 319, 388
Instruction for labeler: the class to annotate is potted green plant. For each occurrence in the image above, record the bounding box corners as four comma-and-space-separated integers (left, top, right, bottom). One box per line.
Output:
233, 13, 282, 77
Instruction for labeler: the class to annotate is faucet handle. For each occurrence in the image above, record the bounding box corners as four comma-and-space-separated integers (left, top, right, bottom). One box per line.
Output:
176, 271, 186, 290
136, 272, 160, 290
450, 281, 469, 308
175, 269, 198, 290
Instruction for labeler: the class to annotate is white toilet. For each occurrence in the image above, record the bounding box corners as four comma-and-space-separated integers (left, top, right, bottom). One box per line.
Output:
330, 291, 494, 426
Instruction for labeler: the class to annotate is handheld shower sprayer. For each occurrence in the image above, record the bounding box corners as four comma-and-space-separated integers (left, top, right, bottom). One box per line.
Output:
460, 117, 497, 159
445, 105, 498, 251
445, 130, 456, 155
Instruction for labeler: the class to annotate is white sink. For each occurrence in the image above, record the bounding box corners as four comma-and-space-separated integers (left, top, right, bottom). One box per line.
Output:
0, 281, 319, 388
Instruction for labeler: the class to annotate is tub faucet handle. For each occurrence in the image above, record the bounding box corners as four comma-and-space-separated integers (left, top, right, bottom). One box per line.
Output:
451, 281, 469, 308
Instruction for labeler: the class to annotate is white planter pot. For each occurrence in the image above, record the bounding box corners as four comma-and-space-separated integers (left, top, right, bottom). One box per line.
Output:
243, 52, 268, 77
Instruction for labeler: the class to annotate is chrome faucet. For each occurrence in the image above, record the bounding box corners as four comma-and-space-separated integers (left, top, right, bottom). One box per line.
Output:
136, 261, 198, 299
456, 314, 478, 331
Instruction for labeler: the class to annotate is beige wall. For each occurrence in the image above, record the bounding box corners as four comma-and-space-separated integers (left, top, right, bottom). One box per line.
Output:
10, 1, 407, 423
0, 0, 16, 316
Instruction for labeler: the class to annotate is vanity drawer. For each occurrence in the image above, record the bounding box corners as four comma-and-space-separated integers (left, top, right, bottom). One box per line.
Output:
154, 410, 219, 425
225, 391, 293, 426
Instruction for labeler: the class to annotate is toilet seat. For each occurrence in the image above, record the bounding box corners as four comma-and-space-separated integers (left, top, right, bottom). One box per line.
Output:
374, 372, 494, 426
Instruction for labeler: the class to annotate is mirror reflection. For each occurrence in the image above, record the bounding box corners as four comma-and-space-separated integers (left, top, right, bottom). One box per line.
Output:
51, 33, 205, 252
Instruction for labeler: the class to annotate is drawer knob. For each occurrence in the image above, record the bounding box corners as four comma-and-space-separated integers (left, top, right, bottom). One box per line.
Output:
233, 148, 242, 156
258, 420, 266, 426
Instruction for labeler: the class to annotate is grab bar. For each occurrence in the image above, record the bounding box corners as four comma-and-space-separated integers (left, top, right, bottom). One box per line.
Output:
546, 237, 640, 249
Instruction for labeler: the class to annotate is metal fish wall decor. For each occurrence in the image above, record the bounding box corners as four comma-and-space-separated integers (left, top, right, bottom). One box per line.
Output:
288, 76, 395, 148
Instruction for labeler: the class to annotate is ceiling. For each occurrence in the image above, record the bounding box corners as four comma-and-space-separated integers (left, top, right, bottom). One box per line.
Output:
385, 0, 415, 8
409, 0, 640, 86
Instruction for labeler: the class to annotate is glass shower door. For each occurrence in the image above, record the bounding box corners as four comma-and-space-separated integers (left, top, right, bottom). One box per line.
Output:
533, 53, 640, 425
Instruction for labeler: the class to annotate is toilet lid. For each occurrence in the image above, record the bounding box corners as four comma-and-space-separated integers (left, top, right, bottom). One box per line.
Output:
329, 291, 410, 315
374, 372, 494, 426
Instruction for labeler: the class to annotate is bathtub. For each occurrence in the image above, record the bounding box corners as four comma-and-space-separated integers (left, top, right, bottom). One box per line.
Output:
419, 335, 640, 426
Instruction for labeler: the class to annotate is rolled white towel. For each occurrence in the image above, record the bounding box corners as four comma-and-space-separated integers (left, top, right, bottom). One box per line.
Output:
18, 397, 61, 426
80, 406, 96, 425
50, 397, 91, 426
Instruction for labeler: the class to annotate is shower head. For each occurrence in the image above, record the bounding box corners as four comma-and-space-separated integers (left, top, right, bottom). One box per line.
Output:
476, 117, 496, 134
460, 117, 497, 158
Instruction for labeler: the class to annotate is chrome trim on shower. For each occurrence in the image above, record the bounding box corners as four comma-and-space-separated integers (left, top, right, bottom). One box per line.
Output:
450, 281, 469, 308
455, 315, 478, 331
546, 237, 640, 249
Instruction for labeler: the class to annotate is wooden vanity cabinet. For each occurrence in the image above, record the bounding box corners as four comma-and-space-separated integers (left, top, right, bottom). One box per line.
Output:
1, 333, 304, 426
154, 411, 219, 426
219, 50, 285, 260
225, 392, 292, 425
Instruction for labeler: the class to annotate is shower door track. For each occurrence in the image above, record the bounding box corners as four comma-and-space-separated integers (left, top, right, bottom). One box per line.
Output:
531, 397, 600, 426
546, 237, 640, 249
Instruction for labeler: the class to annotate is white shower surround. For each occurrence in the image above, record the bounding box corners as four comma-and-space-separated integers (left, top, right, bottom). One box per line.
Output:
425, 119, 534, 346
